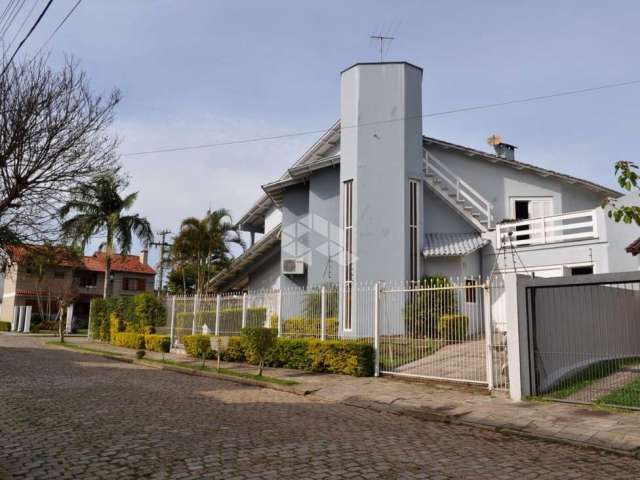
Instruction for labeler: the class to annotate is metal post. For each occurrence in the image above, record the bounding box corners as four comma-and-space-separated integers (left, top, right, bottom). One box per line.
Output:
215, 294, 221, 336
169, 296, 176, 349
320, 286, 326, 341
374, 282, 380, 377
276, 289, 282, 337
241, 292, 247, 329
191, 294, 198, 335
483, 284, 494, 391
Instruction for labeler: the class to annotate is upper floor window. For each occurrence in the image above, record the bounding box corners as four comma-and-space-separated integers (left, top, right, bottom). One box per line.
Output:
409, 180, 420, 282
123, 277, 146, 292
343, 180, 353, 331
510, 197, 552, 221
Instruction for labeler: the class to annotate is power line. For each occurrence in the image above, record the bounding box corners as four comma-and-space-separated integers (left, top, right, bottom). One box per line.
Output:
0, 0, 27, 43
33, 0, 81, 57
0, 0, 53, 78
6, 0, 41, 53
122, 77, 640, 157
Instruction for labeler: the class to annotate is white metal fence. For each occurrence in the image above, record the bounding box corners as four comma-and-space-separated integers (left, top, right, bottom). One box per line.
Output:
162, 277, 508, 390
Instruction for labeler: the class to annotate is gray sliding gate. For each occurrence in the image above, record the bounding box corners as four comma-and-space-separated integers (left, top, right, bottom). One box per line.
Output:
524, 272, 640, 409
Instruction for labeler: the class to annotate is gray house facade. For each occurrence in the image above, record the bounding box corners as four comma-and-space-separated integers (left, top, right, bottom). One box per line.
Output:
210, 61, 640, 305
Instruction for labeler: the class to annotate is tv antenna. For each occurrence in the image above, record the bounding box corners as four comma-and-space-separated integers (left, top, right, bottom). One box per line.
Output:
370, 35, 394, 62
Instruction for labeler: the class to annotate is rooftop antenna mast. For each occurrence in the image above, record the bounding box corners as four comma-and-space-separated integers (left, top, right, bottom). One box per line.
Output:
370, 34, 394, 62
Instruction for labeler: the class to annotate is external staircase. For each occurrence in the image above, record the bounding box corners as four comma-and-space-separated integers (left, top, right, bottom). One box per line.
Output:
422, 150, 494, 232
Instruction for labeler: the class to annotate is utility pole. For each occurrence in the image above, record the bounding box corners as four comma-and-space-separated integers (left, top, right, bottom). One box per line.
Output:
151, 229, 172, 296
370, 35, 394, 62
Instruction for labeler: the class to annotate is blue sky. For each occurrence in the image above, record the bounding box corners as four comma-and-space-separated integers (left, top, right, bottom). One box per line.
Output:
11, 0, 640, 266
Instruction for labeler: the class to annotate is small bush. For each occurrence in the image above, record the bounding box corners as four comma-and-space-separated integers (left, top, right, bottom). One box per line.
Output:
306, 340, 374, 376
283, 316, 338, 337
222, 336, 246, 362
112, 332, 145, 350
241, 327, 277, 375
110, 313, 124, 340
264, 338, 311, 370
144, 334, 171, 353
183, 334, 213, 359
0, 321, 10, 332
437, 314, 469, 340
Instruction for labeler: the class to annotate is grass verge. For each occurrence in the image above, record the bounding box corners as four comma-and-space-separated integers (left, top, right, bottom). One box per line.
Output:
48, 340, 298, 387
147, 358, 299, 386
597, 377, 640, 408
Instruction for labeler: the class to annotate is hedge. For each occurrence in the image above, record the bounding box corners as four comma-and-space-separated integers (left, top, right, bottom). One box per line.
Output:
0, 321, 10, 332
90, 293, 166, 341
183, 334, 213, 358
437, 314, 469, 340
182, 334, 374, 377
144, 334, 171, 353
283, 317, 338, 337
112, 332, 145, 349
176, 307, 267, 334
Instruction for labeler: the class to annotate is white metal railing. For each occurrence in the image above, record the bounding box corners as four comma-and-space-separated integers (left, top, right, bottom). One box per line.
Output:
496, 209, 599, 249
423, 151, 493, 228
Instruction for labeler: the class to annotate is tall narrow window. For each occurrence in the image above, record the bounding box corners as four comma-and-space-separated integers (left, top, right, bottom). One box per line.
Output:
409, 180, 420, 282
343, 180, 353, 330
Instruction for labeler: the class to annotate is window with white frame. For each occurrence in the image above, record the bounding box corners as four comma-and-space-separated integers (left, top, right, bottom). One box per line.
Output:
343, 180, 353, 330
409, 179, 420, 282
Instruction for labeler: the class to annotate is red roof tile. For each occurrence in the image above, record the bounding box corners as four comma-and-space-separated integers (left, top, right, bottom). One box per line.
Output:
6, 245, 155, 275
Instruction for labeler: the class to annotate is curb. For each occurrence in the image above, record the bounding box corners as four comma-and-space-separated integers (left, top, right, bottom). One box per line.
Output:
340, 397, 640, 459
49, 342, 640, 459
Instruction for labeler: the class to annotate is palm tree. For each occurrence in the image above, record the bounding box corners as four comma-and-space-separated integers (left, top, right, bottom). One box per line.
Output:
171, 209, 245, 295
59, 171, 153, 298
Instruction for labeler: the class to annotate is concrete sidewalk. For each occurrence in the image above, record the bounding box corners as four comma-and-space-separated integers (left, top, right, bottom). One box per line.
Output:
60, 336, 640, 457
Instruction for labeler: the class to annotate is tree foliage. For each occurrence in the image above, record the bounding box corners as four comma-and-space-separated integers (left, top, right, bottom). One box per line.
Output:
0, 57, 119, 250
59, 171, 153, 298
170, 209, 244, 295
606, 161, 640, 225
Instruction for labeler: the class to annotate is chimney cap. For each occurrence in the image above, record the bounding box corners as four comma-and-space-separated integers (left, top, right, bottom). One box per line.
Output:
341, 61, 423, 75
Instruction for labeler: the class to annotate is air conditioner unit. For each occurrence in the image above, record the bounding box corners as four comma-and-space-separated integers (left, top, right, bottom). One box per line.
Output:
282, 258, 305, 275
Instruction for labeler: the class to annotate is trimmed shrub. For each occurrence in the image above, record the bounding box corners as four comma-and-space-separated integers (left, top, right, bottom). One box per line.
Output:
437, 314, 469, 340
134, 293, 167, 331
241, 327, 278, 375
263, 338, 311, 370
144, 334, 171, 353
306, 340, 374, 376
110, 313, 124, 340
112, 332, 145, 349
222, 336, 246, 362
0, 321, 10, 332
283, 316, 338, 338
90, 294, 166, 340
183, 334, 214, 359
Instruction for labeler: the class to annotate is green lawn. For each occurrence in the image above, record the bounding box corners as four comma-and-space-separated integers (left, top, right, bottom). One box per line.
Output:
46, 340, 125, 357
545, 358, 640, 400
597, 377, 640, 408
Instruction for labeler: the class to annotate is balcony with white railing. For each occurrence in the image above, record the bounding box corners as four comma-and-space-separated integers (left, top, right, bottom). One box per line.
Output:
495, 209, 600, 249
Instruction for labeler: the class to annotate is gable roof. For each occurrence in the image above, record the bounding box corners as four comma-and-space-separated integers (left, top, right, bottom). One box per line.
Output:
241, 121, 620, 227
6, 245, 155, 275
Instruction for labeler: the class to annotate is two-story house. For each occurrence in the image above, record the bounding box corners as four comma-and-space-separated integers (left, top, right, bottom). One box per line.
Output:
208, 61, 640, 336
1, 246, 156, 330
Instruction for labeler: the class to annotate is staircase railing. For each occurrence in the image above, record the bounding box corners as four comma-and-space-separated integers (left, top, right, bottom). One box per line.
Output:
423, 151, 493, 228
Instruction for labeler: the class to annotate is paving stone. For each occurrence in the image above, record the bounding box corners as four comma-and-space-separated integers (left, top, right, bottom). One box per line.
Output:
1, 335, 640, 479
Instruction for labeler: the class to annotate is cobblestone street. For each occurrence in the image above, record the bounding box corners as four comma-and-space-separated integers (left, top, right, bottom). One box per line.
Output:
1, 336, 639, 479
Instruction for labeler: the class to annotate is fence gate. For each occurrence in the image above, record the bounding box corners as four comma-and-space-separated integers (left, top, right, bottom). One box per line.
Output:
525, 272, 640, 409
377, 279, 508, 388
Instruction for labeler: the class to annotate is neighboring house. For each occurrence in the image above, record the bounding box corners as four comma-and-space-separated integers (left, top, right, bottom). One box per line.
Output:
1, 246, 156, 328
210, 61, 640, 315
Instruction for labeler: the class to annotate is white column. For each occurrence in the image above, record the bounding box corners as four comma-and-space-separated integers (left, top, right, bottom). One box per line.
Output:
23, 306, 32, 333
11, 306, 19, 331
65, 304, 74, 334
17, 306, 25, 332
214, 294, 221, 336
320, 286, 326, 341
504, 273, 523, 401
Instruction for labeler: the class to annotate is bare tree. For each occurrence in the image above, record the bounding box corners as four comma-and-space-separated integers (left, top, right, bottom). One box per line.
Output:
0, 56, 120, 251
